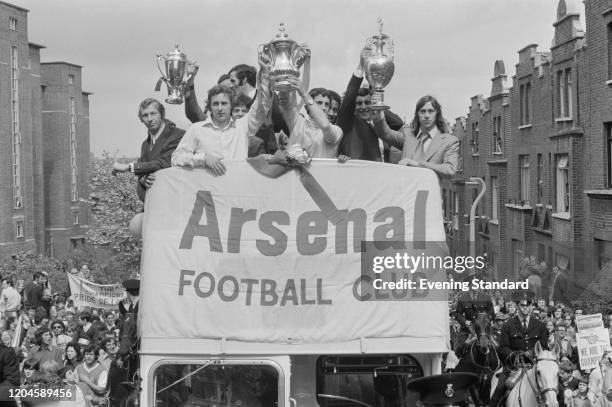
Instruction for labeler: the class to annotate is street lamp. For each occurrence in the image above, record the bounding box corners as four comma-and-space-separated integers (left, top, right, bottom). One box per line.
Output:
464, 177, 486, 269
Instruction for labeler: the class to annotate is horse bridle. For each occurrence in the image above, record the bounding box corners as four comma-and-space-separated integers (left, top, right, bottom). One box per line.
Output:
466, 314, 502, 372
519, 356, 559, 407
469, 340, 501, 372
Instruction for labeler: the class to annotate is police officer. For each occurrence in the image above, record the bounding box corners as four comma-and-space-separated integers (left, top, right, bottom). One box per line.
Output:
119, 279, 139, 316
454, 274, 495, 332
489, 290, 549, 407
406, 372, 479, 406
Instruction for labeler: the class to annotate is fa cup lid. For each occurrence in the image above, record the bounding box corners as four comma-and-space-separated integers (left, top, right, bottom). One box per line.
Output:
167, 44, 186, 59
268, 23, 296, 45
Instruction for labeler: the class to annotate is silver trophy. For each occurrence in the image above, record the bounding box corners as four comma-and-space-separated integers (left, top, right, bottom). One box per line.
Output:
363, 19, 395, 111
258, 23, 310, 91
154, 45, 196, 105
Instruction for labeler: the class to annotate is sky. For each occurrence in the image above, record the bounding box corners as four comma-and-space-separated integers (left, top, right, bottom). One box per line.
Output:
11, 0, 582, 158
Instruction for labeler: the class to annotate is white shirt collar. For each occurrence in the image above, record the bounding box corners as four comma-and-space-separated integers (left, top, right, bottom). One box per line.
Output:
417, 126, 440, 139
201, 116, 236, 131
149, 122, 166, 144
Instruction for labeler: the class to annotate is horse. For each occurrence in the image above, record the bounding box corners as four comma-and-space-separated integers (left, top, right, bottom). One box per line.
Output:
453, 312, 500, 406
108, 312, 140, 407
490, 342, 560, 407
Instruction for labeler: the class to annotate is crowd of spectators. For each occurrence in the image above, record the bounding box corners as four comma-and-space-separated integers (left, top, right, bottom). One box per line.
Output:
0, 272, 125, 406
448, 284, 612, 406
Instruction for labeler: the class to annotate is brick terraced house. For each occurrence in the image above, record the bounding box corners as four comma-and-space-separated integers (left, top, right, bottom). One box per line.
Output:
442, 0, 612, 297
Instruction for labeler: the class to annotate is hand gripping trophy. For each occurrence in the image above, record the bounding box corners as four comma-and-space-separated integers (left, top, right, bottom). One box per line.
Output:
258, 23, 311, 92
363, 18, 395, 111
154, 45, 197, 104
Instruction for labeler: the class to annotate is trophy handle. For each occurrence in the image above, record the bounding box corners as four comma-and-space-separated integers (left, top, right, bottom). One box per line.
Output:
156, 54, 167, 80
154, 77, 164, 92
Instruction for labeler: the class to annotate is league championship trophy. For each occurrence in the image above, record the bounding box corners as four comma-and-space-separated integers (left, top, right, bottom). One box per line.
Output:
363, 18, 395, 111
258, 23, 310, 91
154, 45, 196, 104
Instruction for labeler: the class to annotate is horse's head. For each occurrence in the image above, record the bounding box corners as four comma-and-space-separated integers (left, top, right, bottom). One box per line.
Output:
534, 341, 560, 407
472, 312, 492, 354
118, 312, 138, 358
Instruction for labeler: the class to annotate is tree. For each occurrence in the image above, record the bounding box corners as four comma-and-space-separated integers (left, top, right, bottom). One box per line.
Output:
0, 251, 65, 294
85, 152, 143, 281
0, 153, 142, 297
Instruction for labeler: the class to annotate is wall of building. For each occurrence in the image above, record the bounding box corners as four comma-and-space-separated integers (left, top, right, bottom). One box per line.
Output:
0, 3, 38, 258
0, 1, 90, 261
446, 0, 612, 295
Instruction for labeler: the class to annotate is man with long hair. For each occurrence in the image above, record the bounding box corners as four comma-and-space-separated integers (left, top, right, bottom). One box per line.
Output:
374, 95, 459, 179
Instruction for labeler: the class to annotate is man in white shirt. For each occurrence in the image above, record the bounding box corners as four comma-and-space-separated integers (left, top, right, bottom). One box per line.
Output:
171, 56, 273, 175
279, 80, 343, 159
1, 278, 21, 318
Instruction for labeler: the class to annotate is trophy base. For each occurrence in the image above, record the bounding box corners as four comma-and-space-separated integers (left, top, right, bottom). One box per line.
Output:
370, 103, 390, 111
271, 71, 300, 92
272, 81, 293, 92
165, 97, 184, 105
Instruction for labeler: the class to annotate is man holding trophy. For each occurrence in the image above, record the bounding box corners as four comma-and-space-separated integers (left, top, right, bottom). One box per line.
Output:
262, 26, 343, 159
337, 20, 404, 163
171, 50, 274, 175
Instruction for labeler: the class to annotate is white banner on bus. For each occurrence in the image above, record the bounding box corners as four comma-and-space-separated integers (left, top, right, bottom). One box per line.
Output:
67, 273, 125, 310
140, 161, 450, 352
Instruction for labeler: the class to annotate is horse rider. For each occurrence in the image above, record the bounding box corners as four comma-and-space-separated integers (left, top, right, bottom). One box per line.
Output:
454, 274, 495, 333
119, 279, 139, 317
489, 290, 549, 407
492, 312, 509, 345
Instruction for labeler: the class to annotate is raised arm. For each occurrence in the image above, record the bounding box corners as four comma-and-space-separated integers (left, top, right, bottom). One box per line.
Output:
184, 64, 206, 123
240, 63, 273, 138
185, 85, 206, 123
289, 78, 342, 145
385, 109, 404, 131
337, 72, 362, 135
373, 110, 405, 150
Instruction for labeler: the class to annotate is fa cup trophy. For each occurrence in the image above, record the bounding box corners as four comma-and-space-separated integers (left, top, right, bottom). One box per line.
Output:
154, 45, 196, 105
363, 18, 395, 111
258, 23, 310, 91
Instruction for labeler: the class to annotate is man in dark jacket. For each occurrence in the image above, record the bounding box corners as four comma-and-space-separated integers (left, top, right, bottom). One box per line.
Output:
337, 48, 403, 162
489, 290, 551, 407
112, 98, 184, 202
23, 272, 50, 315
453, 274, 495, 333
0, 341, 20, 406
